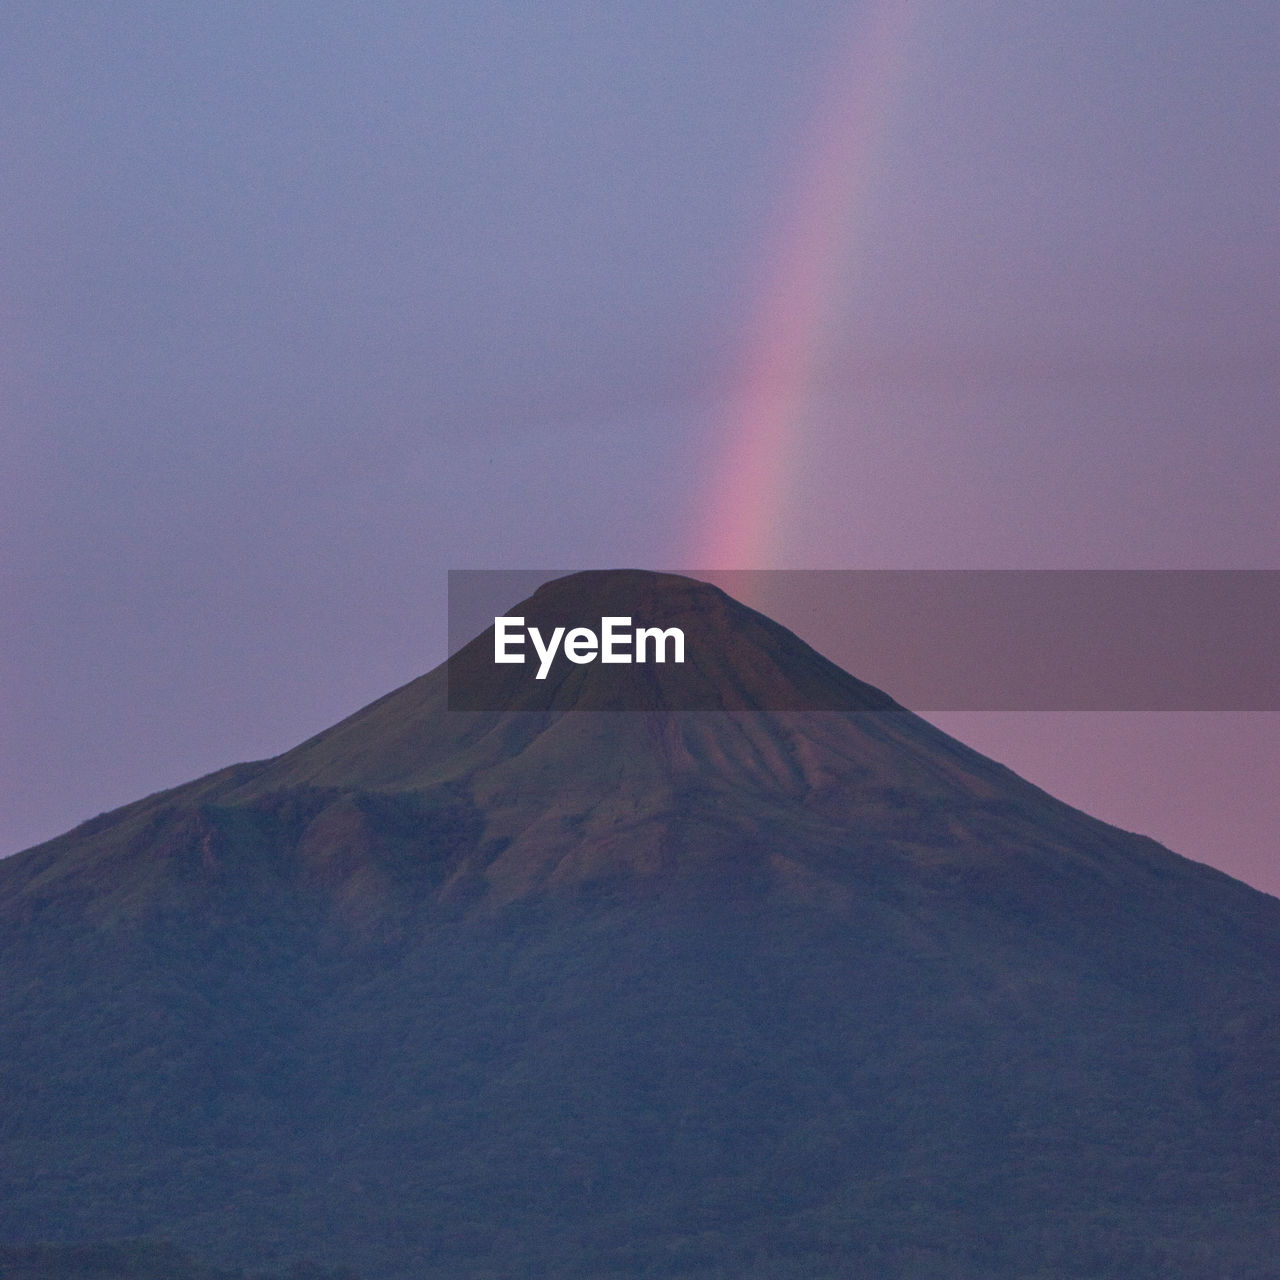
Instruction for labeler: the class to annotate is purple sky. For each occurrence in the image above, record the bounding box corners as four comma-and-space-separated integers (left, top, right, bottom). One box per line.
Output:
3, 2, 1277, 892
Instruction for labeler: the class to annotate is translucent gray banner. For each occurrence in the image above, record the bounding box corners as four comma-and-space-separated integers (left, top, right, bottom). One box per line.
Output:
447, 570, 1279, 711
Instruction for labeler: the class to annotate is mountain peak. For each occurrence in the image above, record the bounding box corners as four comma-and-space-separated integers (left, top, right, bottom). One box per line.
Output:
524, 567, 722, 606
42, 568, 1185, 912
16, 567, 1209, 913
447, 568, 899, 714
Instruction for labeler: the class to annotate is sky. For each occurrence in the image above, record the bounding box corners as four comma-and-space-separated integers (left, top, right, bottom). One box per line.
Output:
2, 2, 1277, 891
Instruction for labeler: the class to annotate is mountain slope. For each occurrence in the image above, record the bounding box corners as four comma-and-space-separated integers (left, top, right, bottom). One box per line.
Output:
2, 570, 1278, 1279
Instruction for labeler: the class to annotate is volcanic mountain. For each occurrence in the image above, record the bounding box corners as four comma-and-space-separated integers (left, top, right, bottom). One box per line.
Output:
2, 571, 1277, 1279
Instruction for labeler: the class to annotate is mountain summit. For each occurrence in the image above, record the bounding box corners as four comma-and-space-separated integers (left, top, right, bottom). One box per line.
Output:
445, 568, 900, 711
2, 571, 1278, 1279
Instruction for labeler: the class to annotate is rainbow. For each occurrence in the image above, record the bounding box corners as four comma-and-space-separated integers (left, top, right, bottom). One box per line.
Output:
696, 0, 921, 569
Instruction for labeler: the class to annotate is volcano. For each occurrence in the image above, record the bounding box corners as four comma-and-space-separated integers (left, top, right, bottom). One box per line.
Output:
2, 570, 1278, 1279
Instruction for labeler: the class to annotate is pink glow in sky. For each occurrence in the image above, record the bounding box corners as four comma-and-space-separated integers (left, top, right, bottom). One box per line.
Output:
697, 0, 920, 569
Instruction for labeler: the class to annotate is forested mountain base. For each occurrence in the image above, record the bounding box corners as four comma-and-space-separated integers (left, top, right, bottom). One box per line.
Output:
0, 1241, 356, 1280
